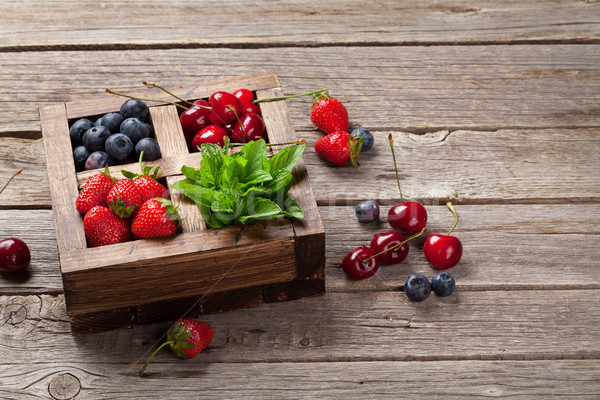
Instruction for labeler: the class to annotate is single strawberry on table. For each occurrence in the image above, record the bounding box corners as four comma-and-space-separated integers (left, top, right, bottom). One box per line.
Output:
311, 91, 349, 134
131, 198, 180, 239
139, 318, 214, 376
315, 130, 364, 166
83, 205, 132, 247
75, 166, 116, 215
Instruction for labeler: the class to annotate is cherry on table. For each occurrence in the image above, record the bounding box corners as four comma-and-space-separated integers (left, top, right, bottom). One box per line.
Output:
423, 202, 463, 270
0, 238, 31, 274
370, 231, 409, 265
386, 133, 428, 235
341, 245, 379, 280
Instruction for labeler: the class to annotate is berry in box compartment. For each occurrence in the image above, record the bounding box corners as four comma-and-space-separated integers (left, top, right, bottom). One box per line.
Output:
39, 71, 325, 334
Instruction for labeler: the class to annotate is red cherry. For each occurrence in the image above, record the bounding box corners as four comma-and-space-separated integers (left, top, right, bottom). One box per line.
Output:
209, 91, 243, 126
423, 202, 462, 270
231, 113, 266, 143
370, 231, 409, 265
243, 103, 261, 116
180, 100, 211, 136
233, 88, 255, 108
191, 125, 229, 150
341, 246, 379, 280
424, 234, 462, 270
388, 201, 428, 235
0, 238, 31, 273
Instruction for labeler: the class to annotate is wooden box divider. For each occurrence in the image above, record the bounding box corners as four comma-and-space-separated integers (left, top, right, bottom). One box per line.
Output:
40, 71, 325, 334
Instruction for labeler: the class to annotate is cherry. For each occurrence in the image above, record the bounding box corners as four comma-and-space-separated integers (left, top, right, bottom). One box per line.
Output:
209, 91, 243, 126
370, 231, 409, 265
180, 100, 211, 136
0, 238, 31, 273
423, 202, 463, 270
341, 246, 379, 280
386, 133, 428, 235
191, 125, 229, 150
233, 88, 255, 108
231, 113, 266, 143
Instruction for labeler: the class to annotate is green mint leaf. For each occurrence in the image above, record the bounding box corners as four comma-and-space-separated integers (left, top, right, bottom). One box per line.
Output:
181, 165, 199, 182
237, 197, 283, 224
240, 139, 268, 178
268, 144, 305, 175
282, 195, 304, 219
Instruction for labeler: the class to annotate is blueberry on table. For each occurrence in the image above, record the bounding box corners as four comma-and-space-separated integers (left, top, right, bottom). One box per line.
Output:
105, 133, 134, 162
82, 126, 112, 152
355, 200, 380, 223
100, 112, 124, 134
404, 273, 431, 302
431, 272, 455, 297
351, 128, 374, 152
135, 137, 161, 161
73, 146, 90, 171
85, 151, 113, 170
120, 98, 149, 121
69, 118, 94, 147
120, 118, 149, 144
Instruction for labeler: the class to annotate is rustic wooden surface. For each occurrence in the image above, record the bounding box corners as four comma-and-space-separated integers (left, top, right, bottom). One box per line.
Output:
0, 0, 599, 398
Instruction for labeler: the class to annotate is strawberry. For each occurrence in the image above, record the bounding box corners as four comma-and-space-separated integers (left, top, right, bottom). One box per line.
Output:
314, 130, 364, 166
75, 167, 116, 215
83, 206, 131, 248
310, 91, 349, 134
121, 154, 169, 204
107, 178, 143, 218
139, 318, 214, 376
131, 198, 180, 239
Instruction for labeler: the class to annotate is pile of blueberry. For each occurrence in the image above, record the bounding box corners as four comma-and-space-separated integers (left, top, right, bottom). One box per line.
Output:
69, 99, 161, 171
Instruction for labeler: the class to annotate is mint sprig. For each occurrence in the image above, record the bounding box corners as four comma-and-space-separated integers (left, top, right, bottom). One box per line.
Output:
172, 139, 305, 229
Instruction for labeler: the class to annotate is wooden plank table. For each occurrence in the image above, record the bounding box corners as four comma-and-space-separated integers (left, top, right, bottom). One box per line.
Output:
0, 1, 599, 398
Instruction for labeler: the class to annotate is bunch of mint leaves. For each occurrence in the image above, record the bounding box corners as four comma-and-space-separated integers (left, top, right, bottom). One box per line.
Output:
172, 139, 305, 229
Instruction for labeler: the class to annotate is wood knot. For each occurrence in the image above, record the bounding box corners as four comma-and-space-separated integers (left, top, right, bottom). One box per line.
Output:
48, 373, 81, 400
299, 337, 310, 346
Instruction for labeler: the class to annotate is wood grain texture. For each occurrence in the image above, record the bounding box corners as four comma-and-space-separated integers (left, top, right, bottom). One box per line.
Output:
1, 360, 598, 399
1, 46, 599, 135
0, 0, 598, 49
0, 291, 598, 363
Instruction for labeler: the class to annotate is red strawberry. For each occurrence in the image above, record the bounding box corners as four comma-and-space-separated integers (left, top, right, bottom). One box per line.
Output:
131, 198, 180, 239
139, 318, 214, 376
121, 158, 168, 204
310, 92, 349, 134
314, 130, 364, 166
75, 167, 116, 215
83, 206, 131, 248
107, 178, 143, 218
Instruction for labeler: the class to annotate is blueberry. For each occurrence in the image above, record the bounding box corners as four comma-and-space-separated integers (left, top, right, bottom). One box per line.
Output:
351, 128, 374, 152
143, 122, 154, 137
69, 118, 94, 147
105, 133, 134, 162
355, 200, 380, 223
94, 117, 103, 126
73, 146, 90, 171
120, 118, 149, 144
431, 272, 455, 297
100, 112, 124, 134
85, 151, 113, 170
82, 126, 112, 152
120, 99, 149, 121
135, 137, 161, 161
404, 273, 431, 302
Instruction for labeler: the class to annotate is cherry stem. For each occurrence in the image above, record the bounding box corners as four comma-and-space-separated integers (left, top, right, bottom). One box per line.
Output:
229, 139, 307, 148
253, 88, 329, 104
388, 133, 403, 202
0, 169, 22, 196
446, 201, 459, 236
227, 105, 245, 140
142, 81, 196, 108
139, 340, 175, 377
362, 227, 427, 263
106, 88, 189, 111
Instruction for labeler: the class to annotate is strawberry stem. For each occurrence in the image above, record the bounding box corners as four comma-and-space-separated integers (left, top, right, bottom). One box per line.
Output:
362, 228, 427, 264
142, 81, 196, 108
253, 88, 328, 104
446, 202, 459, 236
139, 340, 175, 377
0, 169, 22, 196
388, 133, 403, 203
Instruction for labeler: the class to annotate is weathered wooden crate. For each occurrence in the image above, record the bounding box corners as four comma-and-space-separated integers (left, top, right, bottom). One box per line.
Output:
39, 71, 325, 334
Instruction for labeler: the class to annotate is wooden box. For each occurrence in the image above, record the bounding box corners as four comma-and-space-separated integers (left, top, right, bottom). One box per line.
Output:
39, 72, 325, 334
